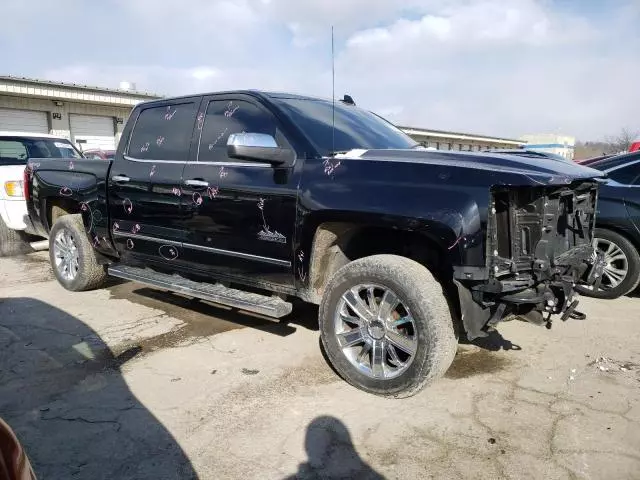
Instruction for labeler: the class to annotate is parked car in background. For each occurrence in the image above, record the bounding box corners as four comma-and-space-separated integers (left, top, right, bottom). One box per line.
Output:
629, 140, 640, 153
575, 153, 616, 165
484, 148, 572, 163
82, 149, 116, 160
0, 132, 83, 256
575, 150, 640, 299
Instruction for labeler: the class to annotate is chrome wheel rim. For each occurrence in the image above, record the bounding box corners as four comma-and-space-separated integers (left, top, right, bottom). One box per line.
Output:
53, 228, 80, 281
587, 238, 628, 291
334, 284, 418, 380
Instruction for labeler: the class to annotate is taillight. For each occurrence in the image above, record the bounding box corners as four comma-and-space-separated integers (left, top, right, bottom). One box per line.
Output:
23, 167, 30, 201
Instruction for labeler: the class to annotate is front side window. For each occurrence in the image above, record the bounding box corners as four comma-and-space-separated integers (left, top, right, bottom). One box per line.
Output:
197, 99, 285, 163
128, 102, 198, 160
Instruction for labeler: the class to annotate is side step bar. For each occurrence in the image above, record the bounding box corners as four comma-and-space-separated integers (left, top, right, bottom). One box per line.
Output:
108, 264, 292, 319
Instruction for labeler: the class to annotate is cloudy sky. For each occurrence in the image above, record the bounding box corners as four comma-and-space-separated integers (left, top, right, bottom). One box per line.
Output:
2, 0, 638, 140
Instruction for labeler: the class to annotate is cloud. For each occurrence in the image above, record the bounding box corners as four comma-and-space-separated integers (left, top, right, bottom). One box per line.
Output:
3, 0, 639, 140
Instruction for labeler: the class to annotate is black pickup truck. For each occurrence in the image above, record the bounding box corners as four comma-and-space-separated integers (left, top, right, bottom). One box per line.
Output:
25, 90, 606, 397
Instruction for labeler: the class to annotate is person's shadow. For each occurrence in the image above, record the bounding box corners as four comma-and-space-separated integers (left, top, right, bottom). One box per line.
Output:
0, 297, 197, 480
284, 416, 384, 480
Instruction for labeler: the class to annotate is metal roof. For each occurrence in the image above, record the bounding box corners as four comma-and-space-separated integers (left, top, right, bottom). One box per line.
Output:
398, 125, 524, 145
0, 75, 162, 98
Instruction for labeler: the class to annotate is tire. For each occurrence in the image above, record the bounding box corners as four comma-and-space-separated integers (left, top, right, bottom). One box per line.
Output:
575, 228, 640, 299
319, 254, 458, 398
0, 215, 34, 257
48, 214, 107, 291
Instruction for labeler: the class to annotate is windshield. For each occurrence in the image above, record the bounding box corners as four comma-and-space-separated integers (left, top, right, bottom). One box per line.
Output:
272, 97, 418, 156
0, 137, 82, 166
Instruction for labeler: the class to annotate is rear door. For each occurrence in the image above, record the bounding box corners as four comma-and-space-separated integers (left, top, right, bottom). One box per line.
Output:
179, 93, 299, 287
108, 97, 202, 265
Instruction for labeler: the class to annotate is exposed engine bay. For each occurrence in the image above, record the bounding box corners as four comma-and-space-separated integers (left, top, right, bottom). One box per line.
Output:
456, 180, 606, 340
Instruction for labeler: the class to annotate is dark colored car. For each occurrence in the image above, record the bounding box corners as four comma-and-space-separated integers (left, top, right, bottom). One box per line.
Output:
24, 90, 605, 397
574, 151, 640, 299
82, 149, 116, 160
576, 153, 616, 166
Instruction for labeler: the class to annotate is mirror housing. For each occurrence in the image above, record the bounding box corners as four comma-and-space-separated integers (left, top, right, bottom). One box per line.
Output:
227, 132, 294, 166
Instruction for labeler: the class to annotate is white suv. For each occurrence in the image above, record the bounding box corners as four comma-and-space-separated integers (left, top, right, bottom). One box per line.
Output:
0, 132, 83, 256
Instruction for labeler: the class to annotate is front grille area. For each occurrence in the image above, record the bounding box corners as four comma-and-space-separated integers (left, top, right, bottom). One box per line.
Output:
487, 181, 598, 278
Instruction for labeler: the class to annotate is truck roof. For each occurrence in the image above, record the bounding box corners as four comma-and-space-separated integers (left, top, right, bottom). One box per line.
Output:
133, 90, 334, 108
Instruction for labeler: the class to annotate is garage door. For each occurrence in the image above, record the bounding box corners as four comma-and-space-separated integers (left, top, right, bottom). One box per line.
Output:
70, 114, 115, 150
0, 108, 49, 135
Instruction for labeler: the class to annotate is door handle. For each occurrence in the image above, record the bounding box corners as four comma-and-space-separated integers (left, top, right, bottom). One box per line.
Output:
184, 179, 209, 187
111, 175, 130, 182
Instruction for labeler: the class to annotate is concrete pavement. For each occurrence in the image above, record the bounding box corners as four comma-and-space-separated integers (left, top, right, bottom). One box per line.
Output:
1, 251, 639, 479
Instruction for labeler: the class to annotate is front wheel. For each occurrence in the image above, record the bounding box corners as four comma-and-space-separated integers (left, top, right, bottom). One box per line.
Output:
319, 254, 458, 398
49, 214, 107, 291
576, 228, 640, 299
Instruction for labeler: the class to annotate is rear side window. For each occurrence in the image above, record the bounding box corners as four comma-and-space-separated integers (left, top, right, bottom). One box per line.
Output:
197, 99, 285, 163
0, 138, 81, 165
128, 102, 198, 160
0, 140, 28, 164
607, 162, 640, 185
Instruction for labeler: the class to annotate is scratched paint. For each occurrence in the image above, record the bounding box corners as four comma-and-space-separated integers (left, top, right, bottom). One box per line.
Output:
156, 136, 165, 146
131, 223, 141, 234
141, 142, 150, 153
209, 128, 228, 150
224, 101, 239, 118
257, 197, 286, 244
123, 198, 133, 214
207, 186, 219, 199
219, 166, 228, 179
159, 245, 179, 261
297, 251, 306, 281
323, 158, 341, 176
172, 187, 182, 196
164, 106, 177, 121
126, 239, 135, 250
59, 186, 73, 197
112, 222, 120, 232
193, 192, 203, 206
196, 112, 205, 130
68, 161, 75, 170
150, 165, 157, 177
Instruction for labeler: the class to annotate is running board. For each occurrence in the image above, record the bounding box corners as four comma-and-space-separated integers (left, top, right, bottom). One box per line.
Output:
107, 264, 292, 319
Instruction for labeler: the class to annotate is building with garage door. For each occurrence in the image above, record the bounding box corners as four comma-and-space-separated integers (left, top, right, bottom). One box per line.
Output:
0, 76, 161, 152
399, 125, 525, 151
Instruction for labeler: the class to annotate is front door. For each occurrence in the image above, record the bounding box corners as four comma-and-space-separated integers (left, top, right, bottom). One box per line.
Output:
179, 94, 300, 288
108, 97, 201, 265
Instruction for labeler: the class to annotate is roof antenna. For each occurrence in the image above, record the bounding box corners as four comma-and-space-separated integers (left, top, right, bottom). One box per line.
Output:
331, 25, 335, 156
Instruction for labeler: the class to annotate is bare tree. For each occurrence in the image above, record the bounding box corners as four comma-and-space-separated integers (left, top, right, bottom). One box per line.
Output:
604, 128, 639, 153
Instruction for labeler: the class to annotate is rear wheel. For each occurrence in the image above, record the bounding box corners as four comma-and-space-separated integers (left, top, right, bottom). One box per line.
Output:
319, 254, 458, 398
0, 216, 34, 257
576, 228, 640, 299
49, 214, 107, 291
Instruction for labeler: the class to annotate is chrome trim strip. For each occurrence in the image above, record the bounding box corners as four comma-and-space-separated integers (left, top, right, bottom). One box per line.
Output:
112, 231, 182, 246
183, 242, 291, 267
111, 231, 291, 266
123, 154, 272, 167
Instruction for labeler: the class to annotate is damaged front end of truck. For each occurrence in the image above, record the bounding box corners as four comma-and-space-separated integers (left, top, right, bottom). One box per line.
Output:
454, 178, 606, 340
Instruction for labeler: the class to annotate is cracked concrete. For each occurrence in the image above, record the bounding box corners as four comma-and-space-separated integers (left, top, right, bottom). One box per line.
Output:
1, 251, 639, 479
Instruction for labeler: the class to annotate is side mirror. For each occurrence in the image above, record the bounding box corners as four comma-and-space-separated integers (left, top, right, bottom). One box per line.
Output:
227, 133, 294, 166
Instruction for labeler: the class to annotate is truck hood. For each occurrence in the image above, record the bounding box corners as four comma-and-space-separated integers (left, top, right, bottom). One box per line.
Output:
335, 148, 605, 185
